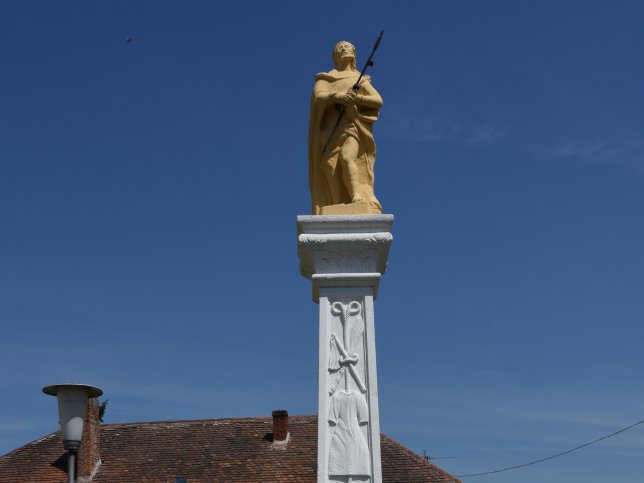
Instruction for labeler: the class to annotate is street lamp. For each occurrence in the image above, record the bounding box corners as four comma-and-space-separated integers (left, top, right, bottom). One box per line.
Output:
43, 383, 103, 483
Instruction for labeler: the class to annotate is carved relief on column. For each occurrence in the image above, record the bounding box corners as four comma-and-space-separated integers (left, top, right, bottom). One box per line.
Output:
327, 299, 371, 482
298, 232, 393, 278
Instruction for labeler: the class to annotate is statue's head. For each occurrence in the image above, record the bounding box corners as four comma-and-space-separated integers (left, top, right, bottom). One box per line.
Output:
332, 41, 357, 70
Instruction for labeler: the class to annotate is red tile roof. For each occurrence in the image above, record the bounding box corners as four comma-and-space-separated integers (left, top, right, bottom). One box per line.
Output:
0, 415, 460, 483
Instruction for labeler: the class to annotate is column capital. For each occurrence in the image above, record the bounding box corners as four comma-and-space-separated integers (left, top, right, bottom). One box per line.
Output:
297, 215, 394, 301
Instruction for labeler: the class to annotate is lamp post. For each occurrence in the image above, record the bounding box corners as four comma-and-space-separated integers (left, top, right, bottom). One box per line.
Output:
42, 383, 103, 483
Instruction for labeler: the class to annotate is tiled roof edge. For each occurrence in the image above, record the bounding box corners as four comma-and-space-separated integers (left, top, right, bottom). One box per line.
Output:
0, 431, 57, 459
380, 433, 462, 483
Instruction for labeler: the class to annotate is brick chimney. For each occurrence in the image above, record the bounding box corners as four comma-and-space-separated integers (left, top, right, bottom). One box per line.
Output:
77, 398, 101, 481
272, 409, 289, 442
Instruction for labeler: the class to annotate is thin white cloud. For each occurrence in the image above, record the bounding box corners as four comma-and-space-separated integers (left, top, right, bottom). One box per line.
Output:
465, 123, 508, 145
545, 138, 644, 169
0, 417, 46, 433
381, 114, 508, 146
386, 371, 644, 445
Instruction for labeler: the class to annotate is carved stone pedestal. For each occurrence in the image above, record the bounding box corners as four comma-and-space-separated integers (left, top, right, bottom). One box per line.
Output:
297, 215, 393, 483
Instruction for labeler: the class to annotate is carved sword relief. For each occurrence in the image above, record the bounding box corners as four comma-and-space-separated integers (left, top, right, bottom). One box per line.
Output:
329, 301, 366, 395
328, 301, 370, 481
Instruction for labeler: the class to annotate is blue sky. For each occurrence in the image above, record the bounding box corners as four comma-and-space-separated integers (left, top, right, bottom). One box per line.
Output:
1, 1, 643, 481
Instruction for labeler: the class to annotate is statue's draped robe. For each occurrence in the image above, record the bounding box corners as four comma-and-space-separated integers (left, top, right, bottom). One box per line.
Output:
308, 70, 382, 214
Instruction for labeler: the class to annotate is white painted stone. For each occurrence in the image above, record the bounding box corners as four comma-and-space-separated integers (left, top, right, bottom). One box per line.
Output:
298, 215, 393, 483
298, 215, 393, 301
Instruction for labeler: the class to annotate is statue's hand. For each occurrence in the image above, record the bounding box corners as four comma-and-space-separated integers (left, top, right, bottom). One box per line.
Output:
334, 89, 357, 106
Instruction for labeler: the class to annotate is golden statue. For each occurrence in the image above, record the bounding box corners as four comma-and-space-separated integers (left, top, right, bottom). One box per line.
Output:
308, 38, 383, 215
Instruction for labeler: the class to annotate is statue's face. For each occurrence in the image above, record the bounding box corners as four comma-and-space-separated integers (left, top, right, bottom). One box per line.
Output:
336, 42, 355, 60
333, 41, 356, 68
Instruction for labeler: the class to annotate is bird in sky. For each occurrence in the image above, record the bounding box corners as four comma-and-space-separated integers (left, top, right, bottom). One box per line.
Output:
98, 399, 109, 422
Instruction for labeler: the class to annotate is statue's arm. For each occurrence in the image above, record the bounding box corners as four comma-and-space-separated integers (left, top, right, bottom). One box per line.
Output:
355, 80, 383, 108
312, 80, 337, 103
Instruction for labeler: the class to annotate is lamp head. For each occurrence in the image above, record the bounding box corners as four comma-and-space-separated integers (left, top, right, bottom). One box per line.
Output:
42, 383, 103, 450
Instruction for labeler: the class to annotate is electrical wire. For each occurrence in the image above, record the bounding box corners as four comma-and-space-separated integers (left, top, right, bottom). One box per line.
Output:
455, 417, 644, 478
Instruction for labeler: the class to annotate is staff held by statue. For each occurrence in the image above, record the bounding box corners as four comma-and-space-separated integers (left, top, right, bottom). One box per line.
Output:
322, 31, 384, 154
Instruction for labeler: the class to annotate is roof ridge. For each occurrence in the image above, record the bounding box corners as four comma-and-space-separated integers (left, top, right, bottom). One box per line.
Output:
100, 414, 317, 429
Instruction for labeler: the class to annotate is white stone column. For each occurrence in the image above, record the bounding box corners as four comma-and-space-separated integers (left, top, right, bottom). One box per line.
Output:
297, 215, 393, 483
